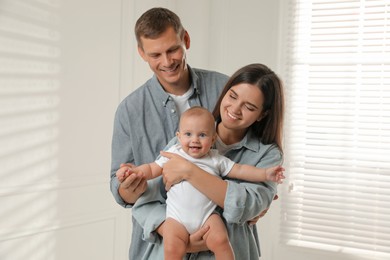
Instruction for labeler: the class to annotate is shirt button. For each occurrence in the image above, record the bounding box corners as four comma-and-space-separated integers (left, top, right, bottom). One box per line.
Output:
171, 109, 176, 113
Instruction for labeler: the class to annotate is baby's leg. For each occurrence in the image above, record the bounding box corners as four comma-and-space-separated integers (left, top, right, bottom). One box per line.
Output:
164, 217, 189, 260
203, 214, 235, 260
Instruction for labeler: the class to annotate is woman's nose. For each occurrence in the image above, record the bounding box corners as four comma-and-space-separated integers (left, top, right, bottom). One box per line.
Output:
230, 102, 242, 114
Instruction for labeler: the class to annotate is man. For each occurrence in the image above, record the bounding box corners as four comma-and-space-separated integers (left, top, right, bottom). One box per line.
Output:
110, 7, 228, 259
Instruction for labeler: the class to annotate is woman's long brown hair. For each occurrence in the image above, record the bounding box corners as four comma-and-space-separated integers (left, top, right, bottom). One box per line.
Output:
212, 63, 285, 153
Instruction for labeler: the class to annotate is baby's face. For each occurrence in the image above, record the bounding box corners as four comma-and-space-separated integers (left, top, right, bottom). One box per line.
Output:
177, 114, 216, 158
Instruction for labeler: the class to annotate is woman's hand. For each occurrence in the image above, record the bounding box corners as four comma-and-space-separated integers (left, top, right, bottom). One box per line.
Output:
160, 151, 195, 190
186, 225, 210, 253
156, 220, 210, 253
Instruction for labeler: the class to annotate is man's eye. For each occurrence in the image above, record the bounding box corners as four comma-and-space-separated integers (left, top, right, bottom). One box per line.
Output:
168, 47, 179, 54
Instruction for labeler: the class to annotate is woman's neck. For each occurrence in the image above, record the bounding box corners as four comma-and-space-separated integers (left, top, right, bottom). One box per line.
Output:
216, 123, 247, 145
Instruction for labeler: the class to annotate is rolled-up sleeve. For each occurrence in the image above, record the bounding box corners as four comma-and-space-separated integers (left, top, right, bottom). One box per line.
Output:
110, 102, 136, 208
132, 177, 167, 243
222, 143, 282, 224
223, 180, 276, 224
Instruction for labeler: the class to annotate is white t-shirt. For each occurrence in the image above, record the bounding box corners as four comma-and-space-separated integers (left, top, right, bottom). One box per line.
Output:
168, 86, 193, 115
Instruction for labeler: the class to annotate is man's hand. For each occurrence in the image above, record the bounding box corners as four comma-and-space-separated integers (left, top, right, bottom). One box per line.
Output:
118, 163, 147, 204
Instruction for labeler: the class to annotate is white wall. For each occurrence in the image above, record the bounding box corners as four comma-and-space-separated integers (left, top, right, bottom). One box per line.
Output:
0, 0, 281, 259
0, 0, 130, 259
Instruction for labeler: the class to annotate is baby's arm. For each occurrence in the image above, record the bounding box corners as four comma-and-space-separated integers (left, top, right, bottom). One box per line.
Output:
228, 164, 285, 184
116, 162, 163, 182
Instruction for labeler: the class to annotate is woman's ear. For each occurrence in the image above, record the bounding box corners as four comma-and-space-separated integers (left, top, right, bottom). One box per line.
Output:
257, 111, 269, 121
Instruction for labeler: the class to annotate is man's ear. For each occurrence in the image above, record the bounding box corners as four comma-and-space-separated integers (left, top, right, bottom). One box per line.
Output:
183, 30, 190, 49
137, 46, 147, 61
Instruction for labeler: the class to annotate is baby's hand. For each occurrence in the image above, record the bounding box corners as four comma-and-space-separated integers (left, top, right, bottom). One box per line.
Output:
116, 164, 136, 183
266, 165, 286, 184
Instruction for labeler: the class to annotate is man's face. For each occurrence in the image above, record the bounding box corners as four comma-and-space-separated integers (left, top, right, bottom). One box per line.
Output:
138, 27, 190, 94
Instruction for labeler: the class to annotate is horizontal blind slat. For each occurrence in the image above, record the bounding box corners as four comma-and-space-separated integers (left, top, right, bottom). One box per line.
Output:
281, 0, 390, 257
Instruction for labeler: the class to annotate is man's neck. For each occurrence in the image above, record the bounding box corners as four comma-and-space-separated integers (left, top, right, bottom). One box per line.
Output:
161, 69, 191, 96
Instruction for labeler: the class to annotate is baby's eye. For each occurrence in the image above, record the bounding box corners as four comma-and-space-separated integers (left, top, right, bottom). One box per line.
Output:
184, 132, 191, 137
199, 133, 207, 138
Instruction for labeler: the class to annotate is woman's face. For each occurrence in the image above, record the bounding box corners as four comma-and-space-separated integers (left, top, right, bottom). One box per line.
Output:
220, 83, 265, 131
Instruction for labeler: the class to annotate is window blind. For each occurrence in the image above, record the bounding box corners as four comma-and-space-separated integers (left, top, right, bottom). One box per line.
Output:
281, 0, 390, 259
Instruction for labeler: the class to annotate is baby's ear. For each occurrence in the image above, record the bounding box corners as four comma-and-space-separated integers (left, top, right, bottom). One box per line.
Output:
212, 133, 217, 144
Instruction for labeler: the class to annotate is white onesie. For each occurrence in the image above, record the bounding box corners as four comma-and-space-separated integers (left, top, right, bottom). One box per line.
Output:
155, 144, 235, 234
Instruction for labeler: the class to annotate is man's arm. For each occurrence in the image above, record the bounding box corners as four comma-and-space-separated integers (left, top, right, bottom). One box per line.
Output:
110, 103, 146, 206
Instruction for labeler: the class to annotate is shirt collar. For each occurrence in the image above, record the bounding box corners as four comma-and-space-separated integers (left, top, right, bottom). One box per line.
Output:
243, 129, 261, 152
216, 128, 261, 153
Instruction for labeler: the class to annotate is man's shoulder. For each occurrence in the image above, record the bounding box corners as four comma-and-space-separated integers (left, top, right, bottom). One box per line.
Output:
192, 67, 229, 80
114, 82, 155, 119
124, 79, 155, 99
191, 67, 229, 96
118, 79, 160, 107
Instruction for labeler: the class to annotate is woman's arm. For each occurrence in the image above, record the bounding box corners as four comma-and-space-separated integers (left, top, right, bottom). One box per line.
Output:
223, 146, 282, 224
161, 144, 283, 224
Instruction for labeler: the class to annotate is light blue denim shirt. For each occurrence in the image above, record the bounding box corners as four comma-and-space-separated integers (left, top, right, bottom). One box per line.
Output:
110, 66, 228, 260
132, 129, 283, 260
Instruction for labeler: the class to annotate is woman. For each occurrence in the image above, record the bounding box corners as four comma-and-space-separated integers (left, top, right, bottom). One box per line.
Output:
133, 63, 285, 259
